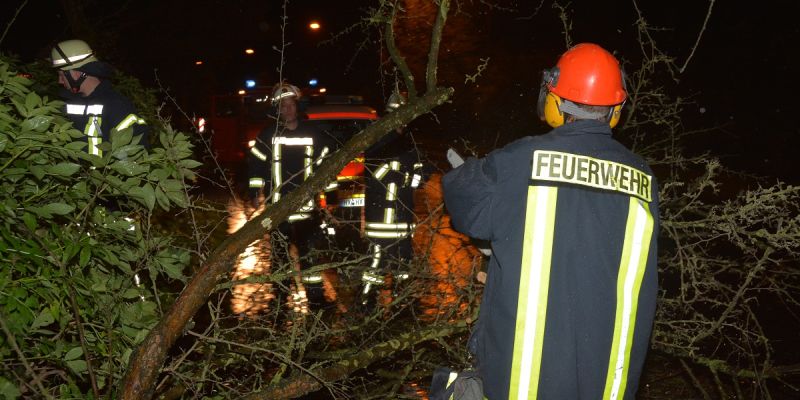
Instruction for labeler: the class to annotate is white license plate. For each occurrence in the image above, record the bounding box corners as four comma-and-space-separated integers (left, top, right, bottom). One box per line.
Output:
339, 197, 364, 207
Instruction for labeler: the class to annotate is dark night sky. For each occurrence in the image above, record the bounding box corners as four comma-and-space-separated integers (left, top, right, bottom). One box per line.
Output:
2, 0, 799, 182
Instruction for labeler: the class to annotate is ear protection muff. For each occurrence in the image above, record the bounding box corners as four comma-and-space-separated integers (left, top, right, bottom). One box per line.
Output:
606, 68, 628, 128
543, 92, 566, 128
537, 66, 627, 129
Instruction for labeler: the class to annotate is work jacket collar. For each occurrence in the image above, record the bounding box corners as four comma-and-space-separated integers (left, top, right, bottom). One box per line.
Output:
553, 119, 612, 137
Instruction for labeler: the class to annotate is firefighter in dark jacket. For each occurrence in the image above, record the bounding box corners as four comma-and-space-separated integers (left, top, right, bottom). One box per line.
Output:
442, 43, 659, 399
359, 92, 424, 307
247, 83, 334, 310
51, 39, 148, 154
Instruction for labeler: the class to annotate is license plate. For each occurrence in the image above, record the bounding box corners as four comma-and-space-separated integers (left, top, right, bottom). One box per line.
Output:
339, 197, 364, 207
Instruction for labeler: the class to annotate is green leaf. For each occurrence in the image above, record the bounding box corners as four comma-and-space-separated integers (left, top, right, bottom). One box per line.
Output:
110, 160, 148, 176
31, 309, 54, 329
21, 115, 52, 133
79, 246, 91, 267
47, 162, 81, 177
154, 185, 170, 211
0, 376, 21, 400
66, 359, 87, 375
129, 183, 155, 210
178, 159, 202, 169
148, 168, 170, 181
42, 203, 74, 215
30, 165, 45, 180
22, 212, 37, 232
110, 128, 133, 151
64, 346, 83, 361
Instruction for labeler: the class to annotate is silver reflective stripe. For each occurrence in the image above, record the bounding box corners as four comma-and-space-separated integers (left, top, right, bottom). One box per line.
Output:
316, 146, 330, 166
249, 177, 265, 188
325, 182, 339, 191
272, 143, 282, 204
302, 274, 323, 283
87, 104, 104, 115
65, 104, 104, 115
390, 160, 400, 171
272, 136, 313, 145
386, 182, 397, 201
66, 104, 86, 115
366, 222, 412, 230
251, 146, 268, 161
304, 145, 313, 179
288, 213, 310, 221
361, 272, 384, 284
53, 52, 93, 66
411, 174, 421, 188
365, 230, 409, 238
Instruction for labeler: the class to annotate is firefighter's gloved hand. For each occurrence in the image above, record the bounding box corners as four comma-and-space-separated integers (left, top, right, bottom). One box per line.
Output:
447, 148, 465, 168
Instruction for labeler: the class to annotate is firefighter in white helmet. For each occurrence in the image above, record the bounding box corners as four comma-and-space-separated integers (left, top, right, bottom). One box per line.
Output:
51, 39, 148, 155
359, 91, 425, 310
247, 82, 335, 311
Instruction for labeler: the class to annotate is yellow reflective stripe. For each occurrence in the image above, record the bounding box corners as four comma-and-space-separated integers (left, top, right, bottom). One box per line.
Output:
114, 113, 145, 131
386, 182, 397, 201
510, 185, 558, 400
447, 371, 459, 400
383, 207, 395, 224
374, 163, 389, 180
249, 177, 265, 188
603, 198, 654, 400
86, 116, 102, 156
250, 146, 268, 161
370, 244, 382, 269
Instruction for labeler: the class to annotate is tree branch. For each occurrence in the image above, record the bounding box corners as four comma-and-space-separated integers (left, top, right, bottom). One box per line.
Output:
118, 87, 454, 400
426, 0, 450, 92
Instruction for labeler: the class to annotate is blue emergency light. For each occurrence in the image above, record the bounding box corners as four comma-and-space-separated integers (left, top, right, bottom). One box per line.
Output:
245, 80, 256, 88
309, 79, 318, 86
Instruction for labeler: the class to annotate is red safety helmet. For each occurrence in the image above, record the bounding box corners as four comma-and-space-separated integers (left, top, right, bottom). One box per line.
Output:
537, 43, 627, 128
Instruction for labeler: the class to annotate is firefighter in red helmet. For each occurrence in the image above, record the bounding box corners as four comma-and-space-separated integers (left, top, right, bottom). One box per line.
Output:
441, 43, 659, 399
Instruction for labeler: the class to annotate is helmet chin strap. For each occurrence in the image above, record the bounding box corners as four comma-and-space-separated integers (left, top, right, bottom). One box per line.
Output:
63, 71, 87, 94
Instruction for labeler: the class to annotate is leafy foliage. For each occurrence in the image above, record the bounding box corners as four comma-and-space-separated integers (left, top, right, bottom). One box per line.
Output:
0, 56, 198, 398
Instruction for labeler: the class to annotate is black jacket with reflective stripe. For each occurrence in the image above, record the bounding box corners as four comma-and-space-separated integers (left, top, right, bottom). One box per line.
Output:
62, 80, 149, 147
247, 120, 334, 202
443, 120, 659, 400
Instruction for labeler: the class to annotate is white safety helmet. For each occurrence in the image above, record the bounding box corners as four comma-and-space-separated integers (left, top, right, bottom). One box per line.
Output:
271, 83, 301, 105
51, 39, 98, 71
385, 91, 407, 113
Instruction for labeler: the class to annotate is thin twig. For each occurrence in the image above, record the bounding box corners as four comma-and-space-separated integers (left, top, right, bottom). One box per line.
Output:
0, 0, 28, 47
0, 311, 54, 399
679, 0, 716, 73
